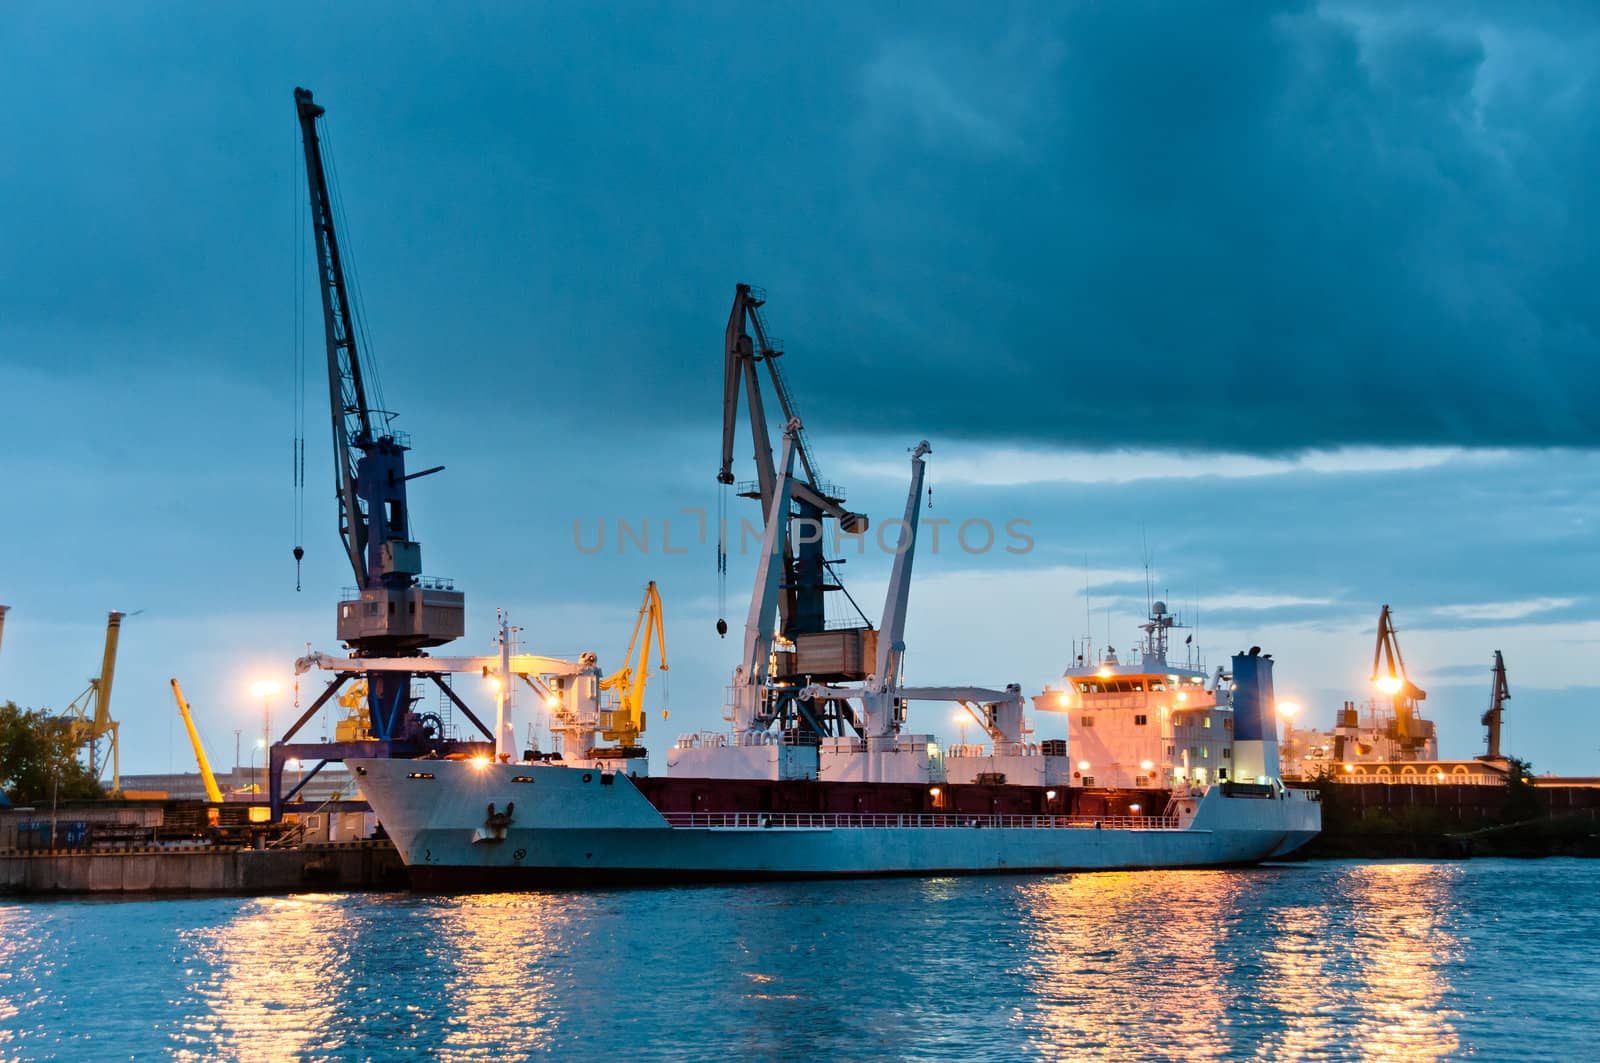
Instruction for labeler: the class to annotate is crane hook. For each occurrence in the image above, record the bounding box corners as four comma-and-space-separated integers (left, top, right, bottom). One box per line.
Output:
293, 545, 305, 592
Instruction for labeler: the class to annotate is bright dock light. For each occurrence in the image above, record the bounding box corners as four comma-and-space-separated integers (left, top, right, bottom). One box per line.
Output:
1077, 760, 1091, 771
1375, 675, 1404, 695
1277, 701, 1302, 718
251, 680, 280, 698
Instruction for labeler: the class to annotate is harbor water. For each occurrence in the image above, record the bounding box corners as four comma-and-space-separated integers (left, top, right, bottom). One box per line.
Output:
1, 859, 1595, 1061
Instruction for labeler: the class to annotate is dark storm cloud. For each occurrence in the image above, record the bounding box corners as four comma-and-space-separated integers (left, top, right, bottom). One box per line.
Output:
816, 1, 1600, 450
5, 3, 1598, 455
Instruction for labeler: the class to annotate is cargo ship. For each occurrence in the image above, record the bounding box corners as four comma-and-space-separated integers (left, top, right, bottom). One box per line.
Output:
351, 428, 1319, 887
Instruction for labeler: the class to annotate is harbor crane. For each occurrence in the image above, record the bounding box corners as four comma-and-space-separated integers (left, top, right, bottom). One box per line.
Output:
61, 611, 125, 793
1370, 604, 1431, 759
725, 425, 1020, 780
719, 285, 874, 742
272, 87, 492, 816
170, 679, 225, 805
597, 581, 667, 750
1478, 650, 1510, 763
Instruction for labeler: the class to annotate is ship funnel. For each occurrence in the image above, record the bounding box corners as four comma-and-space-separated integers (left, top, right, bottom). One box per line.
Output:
1230, 650, 1281, 784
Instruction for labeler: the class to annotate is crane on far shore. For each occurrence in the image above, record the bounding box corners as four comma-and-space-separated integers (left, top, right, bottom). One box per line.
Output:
1479, 650, 1511, 763
61, 611, 126, 793
1369, 605, 1432, 759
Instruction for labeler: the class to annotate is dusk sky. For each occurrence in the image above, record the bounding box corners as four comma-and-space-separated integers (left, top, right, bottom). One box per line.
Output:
3, 2, 1598, 777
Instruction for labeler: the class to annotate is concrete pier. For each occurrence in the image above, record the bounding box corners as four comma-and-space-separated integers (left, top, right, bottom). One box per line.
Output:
0, 841, 406, 896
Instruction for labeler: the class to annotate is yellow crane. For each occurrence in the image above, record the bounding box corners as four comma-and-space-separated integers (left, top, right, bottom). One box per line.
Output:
169, 679, 224, 804
62, 611, 125, 793
599, 581, 668, 749
1370, 604, 1430, 758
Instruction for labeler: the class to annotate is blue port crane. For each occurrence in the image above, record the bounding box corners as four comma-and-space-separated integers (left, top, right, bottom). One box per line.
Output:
269, 88, 492, 817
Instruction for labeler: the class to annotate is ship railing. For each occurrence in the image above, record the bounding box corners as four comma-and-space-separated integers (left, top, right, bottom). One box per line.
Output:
660, 811, 1181, 831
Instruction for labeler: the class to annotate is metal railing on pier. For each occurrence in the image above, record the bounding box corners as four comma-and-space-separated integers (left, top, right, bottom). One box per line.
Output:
660, 811, 1180, 831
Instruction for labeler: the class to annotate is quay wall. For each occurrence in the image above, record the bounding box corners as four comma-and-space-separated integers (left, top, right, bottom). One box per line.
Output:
0, 842, 406, 896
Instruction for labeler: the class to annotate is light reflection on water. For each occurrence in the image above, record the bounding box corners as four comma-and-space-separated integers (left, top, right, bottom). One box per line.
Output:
174, 894, 352, 1062
0, 860, 1594, 1062
1018, 871, 1244, 1060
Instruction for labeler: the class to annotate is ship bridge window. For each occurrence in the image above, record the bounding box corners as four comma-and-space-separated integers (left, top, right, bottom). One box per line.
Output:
1150, 680, 1166, 691
1080, 715, 1095, 727
1129, 680, 1145, 692
1077, 682, 1092, 693
1134, 714, 1148, 726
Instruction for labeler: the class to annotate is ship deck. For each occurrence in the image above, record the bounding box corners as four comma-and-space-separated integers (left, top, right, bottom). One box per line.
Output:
660, 811, 1181, 830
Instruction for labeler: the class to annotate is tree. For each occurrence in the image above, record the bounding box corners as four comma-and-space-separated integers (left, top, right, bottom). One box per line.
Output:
1500, 755, 1541, 823
0, 701, 106, 805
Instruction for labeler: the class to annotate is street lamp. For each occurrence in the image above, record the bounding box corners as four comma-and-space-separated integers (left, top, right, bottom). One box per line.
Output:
952, 708, 970, 747
252, 680, 281, 764
250, 738, 266, 794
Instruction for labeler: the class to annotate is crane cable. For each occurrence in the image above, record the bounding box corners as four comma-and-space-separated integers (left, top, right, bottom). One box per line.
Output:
292, 119, 307, 591
715, 483, 728, 636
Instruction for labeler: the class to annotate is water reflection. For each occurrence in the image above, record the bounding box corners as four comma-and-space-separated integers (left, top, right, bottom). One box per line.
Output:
431, 893, 560, 1060
1015, 865, 1464, 1061
1334, 863, 1463, 1060
175, 894, 352, 1062
1017, 870, 1244, 1060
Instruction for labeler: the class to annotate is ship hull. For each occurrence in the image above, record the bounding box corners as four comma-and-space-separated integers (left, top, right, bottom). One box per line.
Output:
353, 759, 1321, 889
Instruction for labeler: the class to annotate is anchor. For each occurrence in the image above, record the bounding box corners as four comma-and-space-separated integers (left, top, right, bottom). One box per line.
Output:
473, 801, 516, 844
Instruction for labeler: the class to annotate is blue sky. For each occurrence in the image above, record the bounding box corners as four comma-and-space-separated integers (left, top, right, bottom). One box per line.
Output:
2, 2, 1598, 776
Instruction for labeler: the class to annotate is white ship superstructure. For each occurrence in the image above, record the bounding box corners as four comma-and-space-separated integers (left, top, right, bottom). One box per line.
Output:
1036, 602, 1238, 789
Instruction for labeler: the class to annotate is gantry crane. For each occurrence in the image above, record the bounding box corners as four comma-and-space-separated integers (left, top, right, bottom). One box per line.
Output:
272, 88, 493, 816
1370, 604, 1431, 758
61, 611, 125, 793
720, 285, 874, 741
170, 679, 224, 804
1478, 650, 1510, 763
598, 581, 667, 751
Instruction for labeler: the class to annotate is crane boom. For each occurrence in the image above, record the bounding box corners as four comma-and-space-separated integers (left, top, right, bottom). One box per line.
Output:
862, 442, 930, 736
731, 420, 800, 736
170, 679, 224, 804
720, 284, 864, 531
1479, 650, 1510, 762
296, 86, 375, 587
61, 611, 125, 793
1369, 604, 1429, 757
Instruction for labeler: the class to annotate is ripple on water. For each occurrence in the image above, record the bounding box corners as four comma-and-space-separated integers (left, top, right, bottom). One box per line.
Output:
0, 860, 1596, 1062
